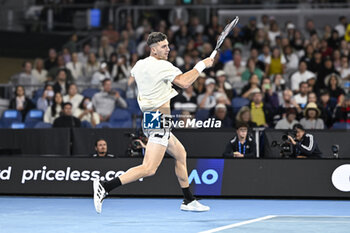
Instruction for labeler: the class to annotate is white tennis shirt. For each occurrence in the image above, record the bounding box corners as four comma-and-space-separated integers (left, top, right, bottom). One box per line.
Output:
131, 56, 182, 112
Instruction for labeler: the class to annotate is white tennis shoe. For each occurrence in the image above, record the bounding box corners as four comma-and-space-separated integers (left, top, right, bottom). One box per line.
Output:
180, 199, 210, 212
93, 179, 107, 214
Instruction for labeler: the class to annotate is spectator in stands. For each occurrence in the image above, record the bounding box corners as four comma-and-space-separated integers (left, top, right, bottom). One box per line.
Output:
213, 103, 233, 128
265, 47, 286, 77
92, 79, 127, 122
275, 107, 299, 130
309, 50, 323, 76
249, 48, 265, 71
53, 69, 69, 95
258, 44, 270, 66
249, 88, 274, 127
290, 61, 315, 92
53, 102, 81, 128
84, 53, 100, 82
74, 97, 100, 128
193, 72, 206, 95
223, 122, 256, 158
173, 85, 197, 112
339, 56, 350, 80
48, 55, 73, 82
317, 56, 339, 91
224, 49, 245, 85
66, 52, 83, 81
91, 62, 111, 85
288, 123, 322, 158
197, 78, 216, 110
333, 93, 350, 125
44, 48, 57, 71
11, 61, 39, 98
318, 89, 336, 128
261, 77, 279, 109
241, 74, 261, 99
283, 45, 299, 76
62, 47, 71, 64
293, 82, 309, 108
241, 57, 264, 82
277, 89, 301, 120
37, 84, 54, 112
98, 36, 115, 62
215, 70, 233, 101
32, 58, 48, 83
335, 16, 347, 38
325, 73, 345, 99
235, 106, 257, 128
44, 92, 63, 124
272, 74, 286, 104
300, 102, 324, 129
268, 20, 281, 46
9, 85, 34, 120
102, 23, 120, 46
92, 139, 115, 158
78, 43, 91, 65
301, 44, 314, 68
125, 75, 138, 99
111, 55, 131, 83
63, 33, 78, 53
251, 29, 268, 53
63, 83, 83, 114
333, 49, 342, 71
242, 16, 258, 44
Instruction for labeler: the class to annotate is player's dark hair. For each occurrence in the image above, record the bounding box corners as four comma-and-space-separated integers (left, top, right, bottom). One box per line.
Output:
147, 32, 167, 46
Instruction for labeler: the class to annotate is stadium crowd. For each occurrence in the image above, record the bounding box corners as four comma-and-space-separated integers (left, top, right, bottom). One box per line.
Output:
6, 13, 350, 129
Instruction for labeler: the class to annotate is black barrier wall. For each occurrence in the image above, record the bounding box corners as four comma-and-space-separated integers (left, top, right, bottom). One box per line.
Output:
0, 157, 350, 198
1, 129, 350, 158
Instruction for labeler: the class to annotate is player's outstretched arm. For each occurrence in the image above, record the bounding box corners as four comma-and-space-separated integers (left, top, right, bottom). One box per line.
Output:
173, 57, 213, 88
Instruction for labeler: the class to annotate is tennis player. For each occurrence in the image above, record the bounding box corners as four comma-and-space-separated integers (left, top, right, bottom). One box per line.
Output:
93, 32, 214, 213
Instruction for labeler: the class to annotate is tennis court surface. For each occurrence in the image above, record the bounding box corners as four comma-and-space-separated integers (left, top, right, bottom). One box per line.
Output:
1, 197, 349, 233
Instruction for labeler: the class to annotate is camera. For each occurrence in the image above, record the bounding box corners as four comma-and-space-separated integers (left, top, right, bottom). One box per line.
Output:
271, 130, 296, 158
125, 130, 147, 157
331, 144, 339, 158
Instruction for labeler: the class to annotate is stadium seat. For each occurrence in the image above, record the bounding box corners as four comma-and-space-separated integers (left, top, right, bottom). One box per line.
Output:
11, 122, 25, 129
82, 88, 100, 99
231, 97, 250, 113
81, 120, 93, 128
109, 108, 132, 128
25, 109, 44, 128
32, 88, 44, 105
34, 122, 52, 128
195, 109, 209, 121
96, 122, 112, 128
126, 98, 142, 116
332, 122, 350, 129
1, 110, 22, 128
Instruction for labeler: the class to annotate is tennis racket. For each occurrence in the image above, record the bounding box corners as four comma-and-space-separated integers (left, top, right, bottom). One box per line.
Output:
210, 16, 240, 59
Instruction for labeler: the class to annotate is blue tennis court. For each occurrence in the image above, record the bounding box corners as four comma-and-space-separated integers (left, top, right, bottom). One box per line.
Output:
1, 197, 349, 233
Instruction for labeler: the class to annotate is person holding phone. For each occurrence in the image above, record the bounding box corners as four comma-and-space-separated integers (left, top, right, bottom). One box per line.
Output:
261, 77, 279, 109
74, 97, 100, 127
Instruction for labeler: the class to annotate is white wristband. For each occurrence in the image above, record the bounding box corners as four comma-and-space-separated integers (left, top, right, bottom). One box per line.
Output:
194, 61, 206, 74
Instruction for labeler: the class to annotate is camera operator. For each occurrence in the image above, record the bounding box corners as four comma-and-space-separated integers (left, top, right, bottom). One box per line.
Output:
223, 122, 256, 158
287, 124, 322, 158
92, 139, 115, 158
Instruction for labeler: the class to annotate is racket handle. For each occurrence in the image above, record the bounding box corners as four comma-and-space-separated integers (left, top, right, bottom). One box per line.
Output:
210, 50, 217, 59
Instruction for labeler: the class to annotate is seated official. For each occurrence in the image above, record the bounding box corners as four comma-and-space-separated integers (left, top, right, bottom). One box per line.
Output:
92, 139, 115, 158
223, 122, 257, 158
287, 124, 322, 158
53, 102, 81, 128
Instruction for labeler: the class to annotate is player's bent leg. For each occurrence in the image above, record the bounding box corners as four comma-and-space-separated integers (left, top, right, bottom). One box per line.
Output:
119, 141, 167, 185
93, 141, 167, 214
166, 134, 210, 212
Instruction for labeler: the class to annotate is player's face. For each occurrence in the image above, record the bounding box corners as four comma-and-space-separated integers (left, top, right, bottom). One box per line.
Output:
154, 40, 170, 60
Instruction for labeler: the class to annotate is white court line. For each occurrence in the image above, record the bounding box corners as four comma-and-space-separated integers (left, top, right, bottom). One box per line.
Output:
198, 215, 277, 233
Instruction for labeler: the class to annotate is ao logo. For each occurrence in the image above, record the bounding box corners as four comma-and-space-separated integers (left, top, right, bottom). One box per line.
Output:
188, 169, 218, 185
332, 164, 350, 192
